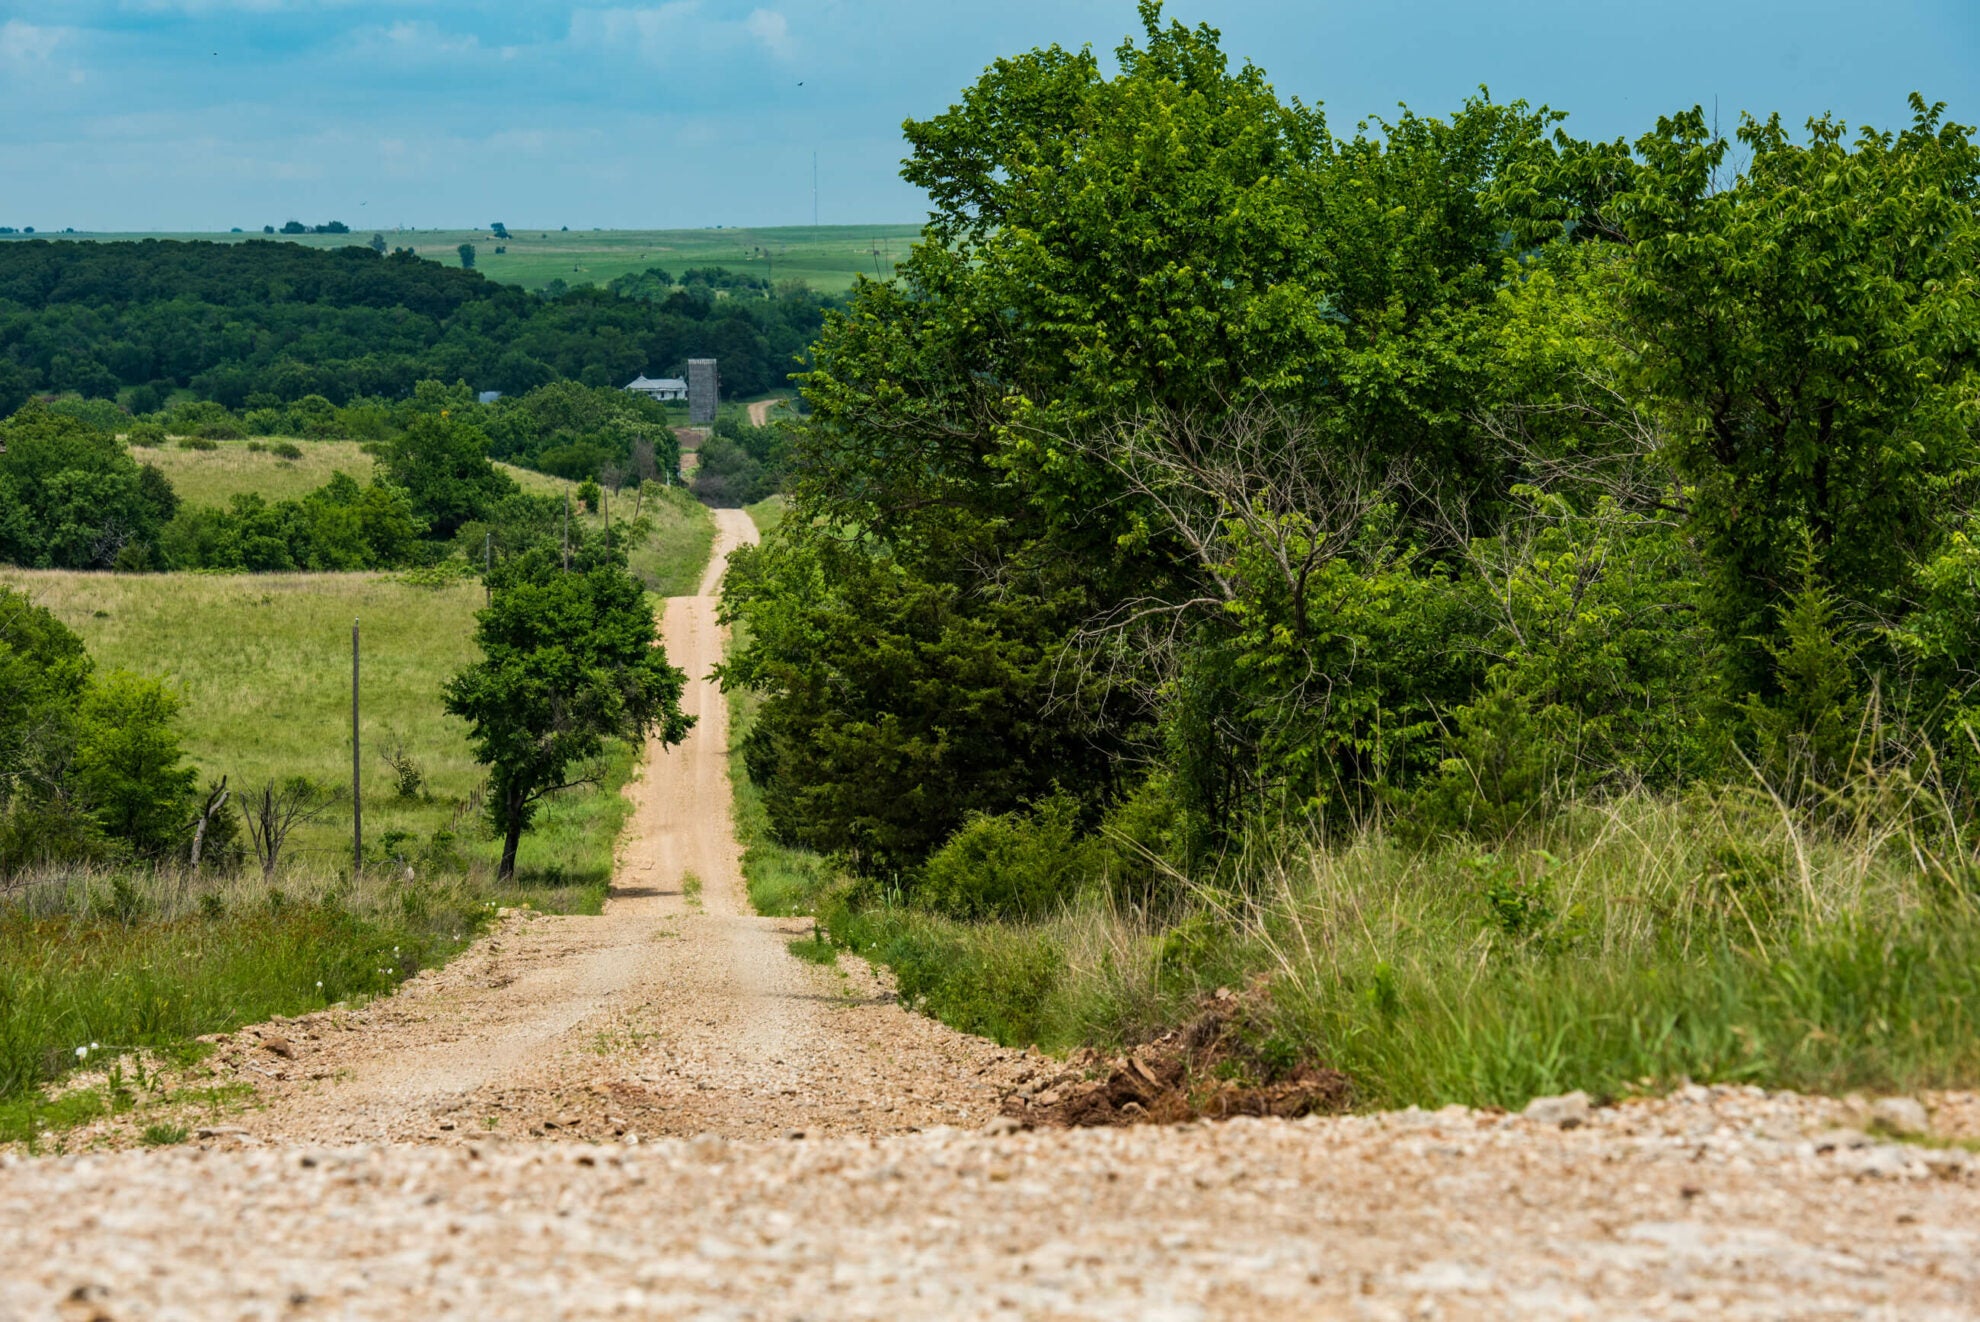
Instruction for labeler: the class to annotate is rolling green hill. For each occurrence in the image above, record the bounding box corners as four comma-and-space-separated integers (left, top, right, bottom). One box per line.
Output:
12, 225, 922, 295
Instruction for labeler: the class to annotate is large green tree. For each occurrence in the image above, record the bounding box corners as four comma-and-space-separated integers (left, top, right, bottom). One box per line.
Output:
377, 411, 518, 540
1510, 98, 1980, 699
730, 3, 1567, 854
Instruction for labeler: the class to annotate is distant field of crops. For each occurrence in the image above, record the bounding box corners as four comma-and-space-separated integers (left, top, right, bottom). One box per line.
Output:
23, 225, 922, 295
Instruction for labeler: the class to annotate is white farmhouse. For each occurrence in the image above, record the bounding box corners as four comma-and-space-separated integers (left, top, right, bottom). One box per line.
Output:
624, 374, 688, 403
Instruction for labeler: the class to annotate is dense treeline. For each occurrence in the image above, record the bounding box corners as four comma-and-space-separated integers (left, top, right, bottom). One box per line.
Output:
0, 239, 842, 415
722, 5, 1980, 911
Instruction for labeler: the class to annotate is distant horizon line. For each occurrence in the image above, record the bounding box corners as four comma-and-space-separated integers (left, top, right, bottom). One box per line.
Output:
1, 223, 927, 237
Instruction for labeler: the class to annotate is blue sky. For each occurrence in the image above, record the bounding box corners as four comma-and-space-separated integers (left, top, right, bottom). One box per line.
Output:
1, 1, 1974, 232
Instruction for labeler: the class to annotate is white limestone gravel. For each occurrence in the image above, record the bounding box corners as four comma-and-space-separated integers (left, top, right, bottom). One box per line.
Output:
4, 1087, 1978, 1320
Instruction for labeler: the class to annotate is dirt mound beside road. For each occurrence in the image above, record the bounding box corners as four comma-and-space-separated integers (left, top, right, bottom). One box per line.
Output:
1002, 981, 1351, 1128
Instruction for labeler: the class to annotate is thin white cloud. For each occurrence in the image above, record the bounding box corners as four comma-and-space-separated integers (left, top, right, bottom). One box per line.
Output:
567, 3, 698, 64
569, 3, 796, 66
745, 9, 792, 59
0, 20, 71, 65
0, 20, 86, 86
350, 19, 481, 60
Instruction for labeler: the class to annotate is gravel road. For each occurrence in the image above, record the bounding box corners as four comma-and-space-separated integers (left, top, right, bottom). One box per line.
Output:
5, 1089, 1979, 1319
3, 505, 1978, 1319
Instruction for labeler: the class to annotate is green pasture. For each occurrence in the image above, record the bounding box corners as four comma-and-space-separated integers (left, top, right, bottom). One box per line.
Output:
129, 437, 568, 510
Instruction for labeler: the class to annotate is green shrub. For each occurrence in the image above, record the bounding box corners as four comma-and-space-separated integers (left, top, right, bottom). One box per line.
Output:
917, 795, 1102, 922
72, 672, 197, 859
270, 441, 303, 461
44, 396, 129, 432
126, 421, 168, 448
176, 436, 218, 452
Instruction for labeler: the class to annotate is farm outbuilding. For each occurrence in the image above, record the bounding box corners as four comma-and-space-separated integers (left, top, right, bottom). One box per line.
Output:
624, 374, 688, 402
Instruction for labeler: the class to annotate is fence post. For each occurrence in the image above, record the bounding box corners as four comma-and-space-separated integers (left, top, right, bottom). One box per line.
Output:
352, 617, 362, 875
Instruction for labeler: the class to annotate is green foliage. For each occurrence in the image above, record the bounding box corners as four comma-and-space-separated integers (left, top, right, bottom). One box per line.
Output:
157, 471, 426, 571
445, 539, 692, 878
1516, 97, 1980, 699
691, 414, 785, 507
483, 381, 680, 482
1740, 556, 1865, 801
576, 478, 601, 513
918, 795, 1102, 921
0, 237, 842, 413
72, 671, 197, 858
720, 532, 1119, 875
43, 396, 130, 432
0, 586, 101, 870
377, 411, 517, 540
0, 405, 179, 570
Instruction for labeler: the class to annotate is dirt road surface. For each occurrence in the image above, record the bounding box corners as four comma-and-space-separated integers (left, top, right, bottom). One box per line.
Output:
746, 397, 787, 426
2, 505, 1978, 1318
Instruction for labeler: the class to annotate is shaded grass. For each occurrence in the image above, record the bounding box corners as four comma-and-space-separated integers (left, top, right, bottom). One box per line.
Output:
726, 674, 835, 917
745, 494, 786, 537
786, 934, 837, 965
622, 486, 716, 597
725, 745, 1980, 1108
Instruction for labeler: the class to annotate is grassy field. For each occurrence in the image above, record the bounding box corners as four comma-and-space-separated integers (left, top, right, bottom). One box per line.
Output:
744, 495, 785, 537
27, 225, 923, 295
0, 570, 642, 893
131, 438, 566, 509
0, 864, 493, 1135
0, 493, 717, 1138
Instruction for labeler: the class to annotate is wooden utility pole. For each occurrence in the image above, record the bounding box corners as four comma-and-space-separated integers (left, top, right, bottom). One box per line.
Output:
351, 617, 362, 875
562, 491, 570, 571
483, 530, 492, 604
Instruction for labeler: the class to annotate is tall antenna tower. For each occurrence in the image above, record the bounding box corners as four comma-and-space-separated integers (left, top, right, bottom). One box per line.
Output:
812, 151, 819, 228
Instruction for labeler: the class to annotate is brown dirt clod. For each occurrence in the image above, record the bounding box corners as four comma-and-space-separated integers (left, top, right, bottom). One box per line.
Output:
1001, 980, 1350, 1129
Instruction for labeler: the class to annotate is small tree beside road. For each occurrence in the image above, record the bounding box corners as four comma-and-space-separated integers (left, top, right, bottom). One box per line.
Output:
444, 540, 691, 880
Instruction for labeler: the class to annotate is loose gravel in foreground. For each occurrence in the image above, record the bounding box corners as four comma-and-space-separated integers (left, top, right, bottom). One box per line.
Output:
5, 1087, 1979, 1320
